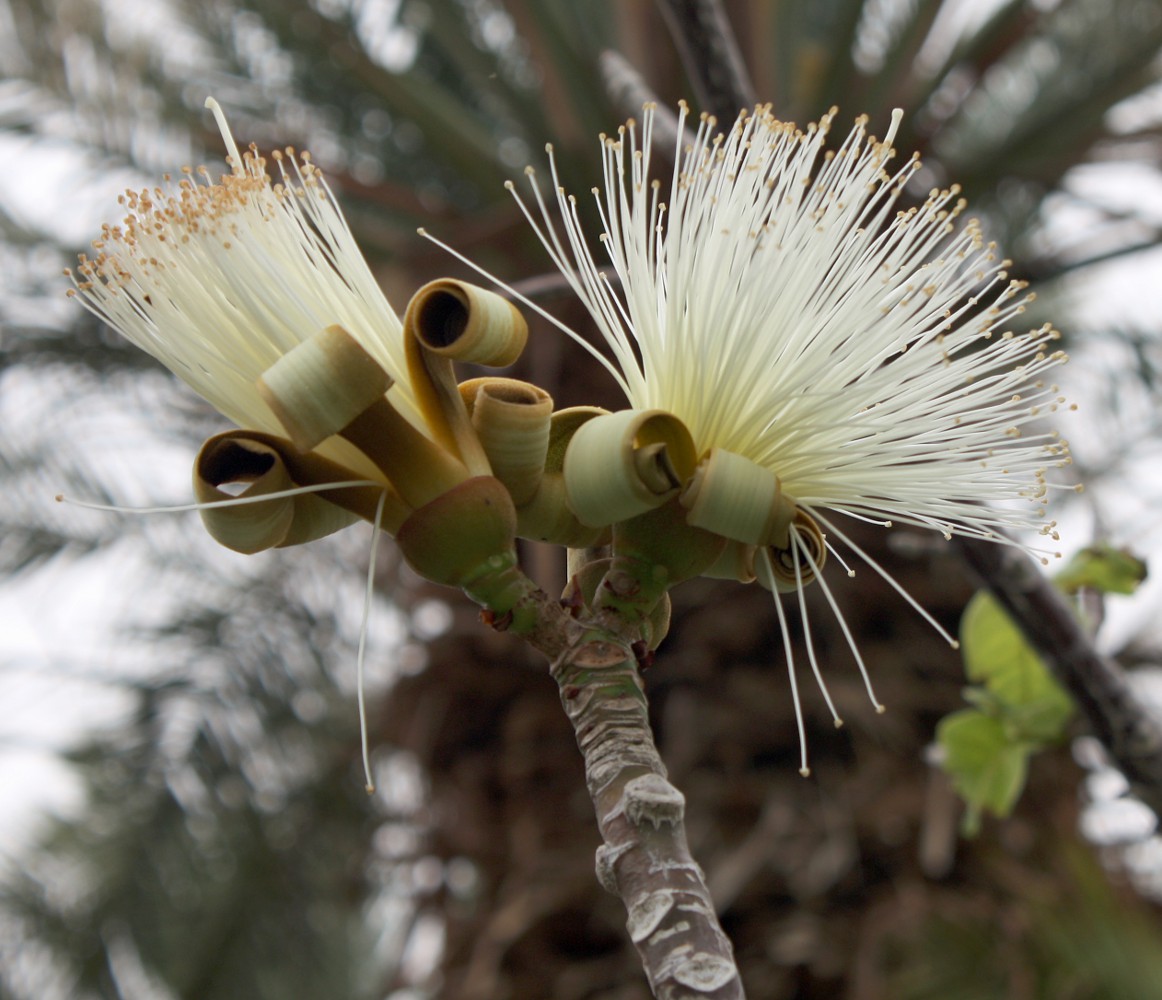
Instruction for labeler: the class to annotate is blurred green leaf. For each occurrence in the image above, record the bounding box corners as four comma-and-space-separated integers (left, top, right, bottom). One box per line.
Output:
1055, 544, 1148, 596
960, 591, 1073, 720
943, 552, 1146, 832
940, 591, 1076, 831
937, 709, 1030, 835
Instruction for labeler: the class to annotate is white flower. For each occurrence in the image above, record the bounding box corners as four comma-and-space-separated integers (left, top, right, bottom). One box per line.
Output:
67, 99, 420, 469
501, 104, 1075, 770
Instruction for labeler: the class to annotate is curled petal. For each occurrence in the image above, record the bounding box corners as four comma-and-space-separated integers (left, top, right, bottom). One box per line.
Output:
405, 279, 528, 474
460, 377, 553, 506
257, 324, 393, 452
681, 448, 796, 546
256, 324, 468, 508
193, 431, 402, 552
516, 474, 609, 547
408, 279, 528, 366
757, 510, 828, 594
564, 409, 697, 527
516, 406, 611, 547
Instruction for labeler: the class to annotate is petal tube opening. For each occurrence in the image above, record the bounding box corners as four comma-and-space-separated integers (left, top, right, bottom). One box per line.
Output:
407, 279, 528, 366
193, 432, 389, 552
757, 510, 827, 594
460, 377, 553, 506
563, 409, 697, 527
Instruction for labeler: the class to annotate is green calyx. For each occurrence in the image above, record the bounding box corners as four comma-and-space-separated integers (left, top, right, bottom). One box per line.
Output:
612, 498, 729, 589
394, 475, 517, 589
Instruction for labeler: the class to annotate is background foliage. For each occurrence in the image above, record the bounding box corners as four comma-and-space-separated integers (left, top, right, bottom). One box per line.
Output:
3, 1, 1162, 997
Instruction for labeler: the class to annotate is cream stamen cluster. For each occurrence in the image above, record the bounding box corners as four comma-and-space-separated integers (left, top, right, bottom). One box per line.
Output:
501, 103, 1075, 773
66, 99, 419, 452
510, 104, 1071, 548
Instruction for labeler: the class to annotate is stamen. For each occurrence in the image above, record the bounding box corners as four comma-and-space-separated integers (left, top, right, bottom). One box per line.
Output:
790, 528, 843, 727
357, 490, 388, 795
56, 479, 383, 514
796, 528, 886, 713
825, 540, 857, 578
883, 108, 904, 150
204, 97, 243, 171
764, 548, 811, 777
807, 505, 959, 649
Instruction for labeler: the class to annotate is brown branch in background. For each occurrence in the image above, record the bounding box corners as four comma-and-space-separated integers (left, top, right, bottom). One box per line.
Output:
506, 267, 616, 301
654, 0, 755, 120
600, 48, 666, 116
956, 536, 1162, 817
599, 49, 690, 152
504, 266, 626, 314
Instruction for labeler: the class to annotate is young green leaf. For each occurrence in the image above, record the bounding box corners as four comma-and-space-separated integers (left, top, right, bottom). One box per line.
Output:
960, 591, 1074, 722
1055, 544, 1147, 596
937, 709, 1032, 836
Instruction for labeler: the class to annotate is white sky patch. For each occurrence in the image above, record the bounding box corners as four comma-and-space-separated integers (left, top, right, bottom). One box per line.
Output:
0, 133, 148, 247
0, 551, 151, 856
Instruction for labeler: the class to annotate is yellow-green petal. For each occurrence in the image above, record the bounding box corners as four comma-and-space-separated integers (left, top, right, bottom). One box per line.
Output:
460, 376, 552, 506
681, 448, 792, 546
257, 324, 392, 452
563, 409, 697, 527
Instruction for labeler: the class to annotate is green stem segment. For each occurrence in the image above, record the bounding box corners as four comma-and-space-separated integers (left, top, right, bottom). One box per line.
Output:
458, 551, 547, 637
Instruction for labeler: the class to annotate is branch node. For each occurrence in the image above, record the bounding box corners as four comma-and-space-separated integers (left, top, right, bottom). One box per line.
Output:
627, 888, 676, 942
572, 640, 628, 668
625, 773, 687, 828
671, 951, 741, 991
595, 841, 634, 894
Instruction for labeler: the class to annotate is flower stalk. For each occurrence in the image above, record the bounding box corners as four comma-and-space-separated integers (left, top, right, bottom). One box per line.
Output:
549, 623, 743, 999
457, 554, 746, 998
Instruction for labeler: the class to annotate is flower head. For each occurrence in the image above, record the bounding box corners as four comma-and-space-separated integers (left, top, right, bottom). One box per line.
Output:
502, 103, 1075, 769
66, 99, 420, 471
65, 101, 541, 559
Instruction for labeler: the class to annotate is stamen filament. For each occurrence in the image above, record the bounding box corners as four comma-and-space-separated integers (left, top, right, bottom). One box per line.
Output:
765, 548, 811, 777
357, 490, 388, 794
56, 480, 384, 514
790, 528, 843, 727
796, 524, 886, 713
806, 504, 959, 650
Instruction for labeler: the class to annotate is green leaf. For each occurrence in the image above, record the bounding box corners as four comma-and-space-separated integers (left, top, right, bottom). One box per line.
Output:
1002, 696, 1077, 747
943, 589, 1082, 833
1055, 544, 1147, 596
937, 709, 1031, 836
959, 592, 1073, 725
